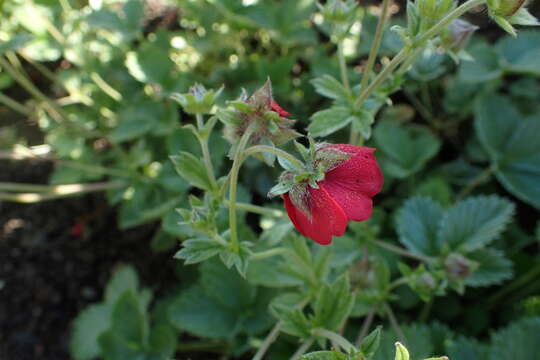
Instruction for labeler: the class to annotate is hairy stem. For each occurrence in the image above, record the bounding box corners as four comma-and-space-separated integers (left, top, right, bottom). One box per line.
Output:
456, 165, 495, 201
252, 321, 283, 360
0, 181, 125, 203
291, 338, 314, 360
250, 248, 289, 261
356, 307, 376, 346
196, 113, 218, 190
384, 302, 406, 345
225, 200, 284, 218
244, 145, 304, 170
337, 41, 350, 92
312, 328, 356, 354
0, 92, 31, 116
370, 238, 436, 263
228, 122, 258, 252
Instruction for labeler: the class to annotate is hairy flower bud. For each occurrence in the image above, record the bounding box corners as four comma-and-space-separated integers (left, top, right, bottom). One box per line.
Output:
441, 19, 478, 53
217, 79, 300, 155
444, 253, 477, 281
487, 0, 539, 35
171, 83, 223, 115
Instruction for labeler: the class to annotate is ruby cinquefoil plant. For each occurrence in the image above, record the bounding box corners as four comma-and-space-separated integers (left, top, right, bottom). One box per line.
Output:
269, 141, 384, 245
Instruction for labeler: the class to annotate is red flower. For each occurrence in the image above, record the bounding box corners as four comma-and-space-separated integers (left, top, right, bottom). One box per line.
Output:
283, 144, 383, 245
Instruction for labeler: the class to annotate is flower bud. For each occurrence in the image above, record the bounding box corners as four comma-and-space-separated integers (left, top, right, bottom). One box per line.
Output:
171, 83, 223, 115
317, 0, 358, 24
487, 0, 539, 35
441, 19, 478, 53
444, 253, 477, 281
218, 79, 300, 152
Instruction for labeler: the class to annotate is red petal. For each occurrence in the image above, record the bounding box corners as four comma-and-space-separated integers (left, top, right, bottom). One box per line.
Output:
320, 182, 373, 221
283, 186, 348, 245
322, 145, 384, 198
270, 100, 291, 117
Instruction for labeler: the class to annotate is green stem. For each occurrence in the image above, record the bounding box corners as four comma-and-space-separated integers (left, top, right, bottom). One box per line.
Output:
355, 307, 376, 346
252, 321, 282, 360
228, 122, 258, 252
231, 201, 284, 217
337, 41, 350, 92
312, 328, 356, 354
0, 181, 125, 203
90, 72, 122, 102
384, 302, 406, 345
418, 298, 433, 322
250, 248, 289, 261
176, 340, 227, 353
415, 0, 485, 46
487, 262, 540, 307
388, 277, 409, 291
370, 238, 436, 263
244, 145, 304, 170
350, 0, 391, 144
359, 0, 391, 94
196, 113, 218, 190
0, 56, 68, 122
456, 165, 495, 201
396, 46, 424, 75
291, 338, 314, 360
354, 47, 411, 108
0, 92, 31, 115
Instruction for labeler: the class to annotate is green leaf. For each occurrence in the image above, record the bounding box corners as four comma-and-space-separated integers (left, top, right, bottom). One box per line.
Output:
110, 291, 146, 344
0, 34, 32, 55
170, 152, 213, 190
308, 105, 353, 137
301, 351, 349, 360
125, 35, 174, 86
110, 102, 161, 143
475, 94, 540, 209
437, 196, 514, 252
496, 30, 540, 76
200, 259, 256, 309
360, 326, 382, 359
374, 121, 441, 179
457, 42, 502, 83
446, 337, 489, 360
373, 324, 435, 360
70, 304, 112, 360
104, 265, 139, 306
351, 110, 375, 140
311, 75, 351, 101
280, 308, 312, 338
174, 237, 223, 264
396, 197, 444, 256
147, 325, 177, 359
98, 330, 142, 360
313, 274, 355, 331
489, 317, 540, 360
466, 248, 513, 287
168, 285, 238, 338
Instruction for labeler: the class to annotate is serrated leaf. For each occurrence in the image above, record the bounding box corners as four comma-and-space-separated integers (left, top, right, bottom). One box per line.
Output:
489, 317, 540, 360
147, 325, 176, 359
437, 196, 514, 252
170, 152, 212, 190
313, 274, 355, 331
168, 285, 238, 338
446, 337, 489, 360
280, 308, 312, 338
200, 258, 256, 309
109, 291, 146, 343
308, 106, 353, 137
374, 121, 441, 179
311, 75, 351, 101
457, 42, 502, 83
104, 265, 139, 305
475, 94, 540, 209
70, 304, 112, 360
396, 197, 445, 256
301, 351, 349, 360
361, 326, 382, 359
98, 330, 142, 360
466, 248, 513, 286
496, 30, 540, 76
174, 237, 223, 264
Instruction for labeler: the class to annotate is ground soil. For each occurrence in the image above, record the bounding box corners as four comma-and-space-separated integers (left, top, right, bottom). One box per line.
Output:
0, 160, 184, 360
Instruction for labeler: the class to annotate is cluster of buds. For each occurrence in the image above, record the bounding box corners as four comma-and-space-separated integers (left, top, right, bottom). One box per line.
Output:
217, 79, 300, 158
